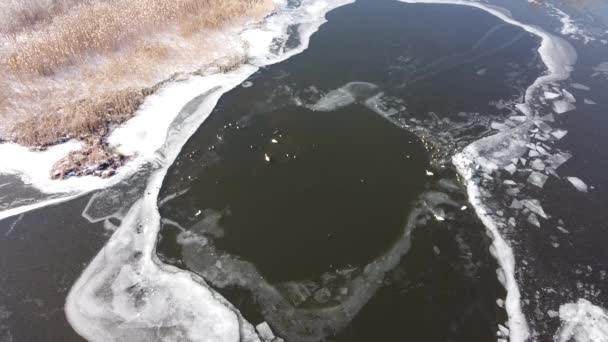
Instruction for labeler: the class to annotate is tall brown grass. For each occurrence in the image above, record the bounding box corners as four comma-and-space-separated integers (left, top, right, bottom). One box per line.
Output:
0, 0, 272, 147
0, 0, 92, 35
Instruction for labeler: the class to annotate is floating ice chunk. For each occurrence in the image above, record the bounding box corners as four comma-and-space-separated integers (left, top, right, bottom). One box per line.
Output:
566, 177, 588, 193
310, 88, 356, 111
510, 199, 523, 210
460, 205, 468, 211
509, 115, 528, 123
530, 159, 545, 171
425, 170, 434, 176
557, 226, 570, 234
256, 322, 275, 341
535, 145, 549, 156
557, 299, 608, 342
542, 113, 555, 122
498, 324, 510, 337
515, 103, 532, 117
584, 99, 597, 105
535, 121, 553, 133
477, 68, 487, 76
503, 180, 517, 186
504, 164, 517, 175
547, 152, 572, 170
562, 89, 576, 103
271, 139, 278, 144
434, 214, 445, 221
570, 83, 590, 91
527, 213, 540, 227
528, 172, 549, 188
492, 122, 510, 131
433, 246, 441, 255
522, 199, 548, 219
264, 153, 271, 162
553, 100, 576, 114
310, 82, 379, 112
242, 81, 253, 88
552, 129, 568, 140
544, 91, 561, 100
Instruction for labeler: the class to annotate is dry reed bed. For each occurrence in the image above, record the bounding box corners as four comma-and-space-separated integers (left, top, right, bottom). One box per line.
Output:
0, 0, 272, 178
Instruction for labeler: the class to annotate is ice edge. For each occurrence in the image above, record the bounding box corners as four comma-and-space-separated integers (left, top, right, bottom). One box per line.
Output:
400, 1, 577, 341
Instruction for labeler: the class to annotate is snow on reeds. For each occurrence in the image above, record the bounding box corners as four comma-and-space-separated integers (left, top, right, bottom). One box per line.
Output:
0, 0, 271, 146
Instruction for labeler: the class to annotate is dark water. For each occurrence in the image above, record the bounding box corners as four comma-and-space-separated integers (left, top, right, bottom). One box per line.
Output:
0, 195, 101, 342
161, 103, 429, 282
157, 1, 541, 341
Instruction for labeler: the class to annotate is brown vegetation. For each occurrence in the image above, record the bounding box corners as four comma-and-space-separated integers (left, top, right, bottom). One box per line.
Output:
12, 87, 156, 147
4, 0, 267, 76
50, 138, 127, 179
0, 0, 273, 178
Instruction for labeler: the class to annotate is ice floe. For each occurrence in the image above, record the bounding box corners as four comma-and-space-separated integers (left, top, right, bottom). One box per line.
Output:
527, 172, 549, 188
522, 199, 549, 219
309, 82, 380, 112
557, 299, 608, 342
570, 83, 590, 91
562, 89, 576, 103
544, 91, 561, 100
553, 100, 576, 114
566, 177, 589, 193
584, 99, 597, 105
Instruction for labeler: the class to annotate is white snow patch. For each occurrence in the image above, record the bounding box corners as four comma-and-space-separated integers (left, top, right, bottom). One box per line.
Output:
0, 141, 129, 194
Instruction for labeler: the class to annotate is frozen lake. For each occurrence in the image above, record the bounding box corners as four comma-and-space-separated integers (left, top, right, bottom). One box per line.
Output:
1, 0, 607, 341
